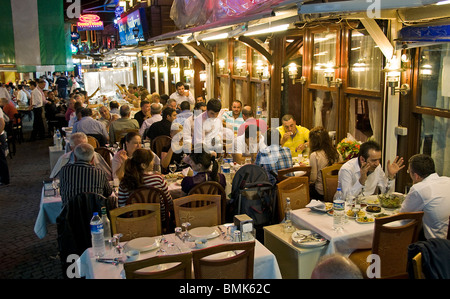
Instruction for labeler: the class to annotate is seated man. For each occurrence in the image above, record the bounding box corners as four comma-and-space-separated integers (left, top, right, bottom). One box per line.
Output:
50, 132, 112, 181
237, 105, 267, 137
139, 103, 162, 138
255, 128, 293, 185
222, 100, 244, 135
277, 114, 309, 158
109, 104, 139, 144
146, 106, 177, 141
399, 154, 450, 239
338, 140, 405, 198
59, 143, 112, 205
72, 108, 108, 144
233, 125, 266, 165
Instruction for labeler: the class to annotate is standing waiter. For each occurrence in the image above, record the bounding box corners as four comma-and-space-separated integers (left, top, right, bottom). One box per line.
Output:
28, 80, 47, 141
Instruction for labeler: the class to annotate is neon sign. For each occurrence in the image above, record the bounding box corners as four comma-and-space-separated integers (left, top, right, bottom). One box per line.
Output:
77, 14, 104, 31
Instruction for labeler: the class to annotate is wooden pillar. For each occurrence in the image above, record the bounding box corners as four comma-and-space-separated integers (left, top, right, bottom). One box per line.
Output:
269, 35, 286, 124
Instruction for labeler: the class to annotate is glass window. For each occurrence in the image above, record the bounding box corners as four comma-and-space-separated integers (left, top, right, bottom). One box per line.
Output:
252, 50, 269, 79
313, 90, 338, 132
420, 114, 450, 176
233, 41, 247, 75
217, 41, 228, 75
348, 30, 382, 91
312, 32, 337, 85
418, 43, 450, 110
348, 97, 382, 143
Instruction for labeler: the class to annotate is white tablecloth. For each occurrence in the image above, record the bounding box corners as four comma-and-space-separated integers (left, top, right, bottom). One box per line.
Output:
78, 228, 282, 279
34, 188, 63, 239
291, 208, 374, 256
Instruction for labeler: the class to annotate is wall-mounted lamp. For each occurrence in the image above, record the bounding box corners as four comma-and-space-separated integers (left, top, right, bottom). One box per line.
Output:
199, 70, 207, 82
256, 60, 268, 79
287, 62, 306, 85
159, 62, 167, 73
236, 59, 246, 75
383, 67, 409, 95
420, 64, 433, 79
171, 61, 180, 74
323, 64, 342, 87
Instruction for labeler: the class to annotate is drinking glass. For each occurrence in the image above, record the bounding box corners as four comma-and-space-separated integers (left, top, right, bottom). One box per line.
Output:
169, 164, 177, 174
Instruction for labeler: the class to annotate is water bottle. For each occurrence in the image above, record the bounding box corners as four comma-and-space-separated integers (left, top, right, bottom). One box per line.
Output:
222, 159, 231, 181
283, 197, 295, 233
55, 129, 62, 150
53, 131, 58, 147
333, 188, 345, 231
101, 207, 112, 245
90, 212, 105, 257
256, 106, 262, 119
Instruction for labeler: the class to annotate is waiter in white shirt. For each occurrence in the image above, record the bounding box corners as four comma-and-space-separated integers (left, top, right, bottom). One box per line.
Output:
338, 140, 405, 197
169, 82, 195, 107
28, 79, 47, 140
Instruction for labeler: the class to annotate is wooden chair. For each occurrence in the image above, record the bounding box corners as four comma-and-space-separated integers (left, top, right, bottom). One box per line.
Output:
124, 252, 193, 279
94, 147, 114, 167
321, 163, 343, 202
192, 241, 255, 279
87, 133, 107, 147
12, 113, 24, 144
87, 135, 100, 148
349, 212, 424, 279
277, 166, 311, 182
277, 176, 310, 222
411, 252, 424, 279
173, 194, 221, 229
127, 186, 172, 233
188, 181, 227, 224
151, 135, 172, 159
114, 128, 139, 144
109, 203, 161, 241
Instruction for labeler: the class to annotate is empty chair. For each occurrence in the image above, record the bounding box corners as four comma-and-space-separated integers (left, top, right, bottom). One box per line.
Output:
87, 135, 100, 148
173, 194, 221, 229
192, 241, 255, 279
188, 181, 227, 224
124, 252, 193, 279
109, 203, 161, 241
277, 165, 311, 183
127, 186, 172, 233
349, 212, 424, 279
321, 163, 342, 202
151, 135, 172, 159
277, 176, 310, 222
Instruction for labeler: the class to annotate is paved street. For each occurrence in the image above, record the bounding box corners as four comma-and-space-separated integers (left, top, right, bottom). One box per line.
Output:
0, 119, 64, 279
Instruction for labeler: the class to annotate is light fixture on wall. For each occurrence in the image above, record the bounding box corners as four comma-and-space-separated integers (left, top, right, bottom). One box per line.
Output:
159, 61, 167, 74
199, 70, 207, 82
287, 62, 306, 85
256, 60, 268, 79
323, 63, 342, 87
420, 64, 433, 79
171, 61, 180, 74
236, 59, 246, 75
383, 65, 409, 95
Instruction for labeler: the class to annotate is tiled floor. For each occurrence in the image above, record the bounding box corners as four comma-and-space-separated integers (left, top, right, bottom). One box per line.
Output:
0, 119, 64, 279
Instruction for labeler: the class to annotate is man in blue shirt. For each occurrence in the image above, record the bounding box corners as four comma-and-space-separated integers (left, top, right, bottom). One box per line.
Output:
72, 108, 108, 144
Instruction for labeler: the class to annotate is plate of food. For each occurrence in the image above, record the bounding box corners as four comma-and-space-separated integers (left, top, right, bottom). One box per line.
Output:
189, 227, 220, 240
365, 205, 382, 213
125, 237, 160, 252
291, 230, 327, 248
356, 216, 375, 224
378, 193, 404, 209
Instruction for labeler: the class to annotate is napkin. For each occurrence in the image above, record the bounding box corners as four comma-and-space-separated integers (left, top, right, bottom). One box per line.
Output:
306, 200, 325, 209
182, 167, 194, 177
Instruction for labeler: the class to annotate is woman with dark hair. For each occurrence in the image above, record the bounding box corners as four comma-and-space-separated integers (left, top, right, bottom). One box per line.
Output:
117, 149, 173, 224
180, 145, 226, 194
308, 126, 342, 200
112, 131, 160, 180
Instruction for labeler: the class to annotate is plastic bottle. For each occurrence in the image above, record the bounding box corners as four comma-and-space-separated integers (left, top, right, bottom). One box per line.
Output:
90, 212, 105, 257
333, 188, 345, 231
53, 131, 58, 147
101, 207, 111, 242
222, 156, 231, 181
56, 129, 62, 150
256, 106, 262, 119
283, 197, 295, 233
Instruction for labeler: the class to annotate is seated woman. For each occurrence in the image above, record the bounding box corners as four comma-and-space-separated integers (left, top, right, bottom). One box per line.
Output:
308, 126, 342, 200
112, 131, 160, 180
117, 149, 173, 225
181, 146, 226, 194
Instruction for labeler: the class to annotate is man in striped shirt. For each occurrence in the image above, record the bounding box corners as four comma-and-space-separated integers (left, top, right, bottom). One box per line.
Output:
59, 143, 112, 206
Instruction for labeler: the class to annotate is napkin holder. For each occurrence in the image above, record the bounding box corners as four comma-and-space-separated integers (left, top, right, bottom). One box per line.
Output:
233, 214, 253, 235
43, 181, 57, 197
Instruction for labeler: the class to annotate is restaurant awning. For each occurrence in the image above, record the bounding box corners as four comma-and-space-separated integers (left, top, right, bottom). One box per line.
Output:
0, 0, 73, 73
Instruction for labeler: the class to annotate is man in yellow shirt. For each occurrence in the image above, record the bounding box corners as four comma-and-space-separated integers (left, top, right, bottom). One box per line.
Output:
277, 114, 309, 158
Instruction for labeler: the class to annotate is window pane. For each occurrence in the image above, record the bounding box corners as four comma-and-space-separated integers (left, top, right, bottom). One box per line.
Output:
217, 41, 228, 75
420, 114, 450, 176
418, 43, 450, 111
313, 90, 337, 132
233, 41, 247, 75
312, 32, 336, 85
349, 30, 382, 91
252, 50, 269, 79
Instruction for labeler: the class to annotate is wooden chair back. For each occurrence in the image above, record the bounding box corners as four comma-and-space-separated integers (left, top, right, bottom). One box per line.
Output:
321, 163, 343, 202
151, 135, 172, 159
412, 252, 424, 279
115, 128, 139, 144
109, 203, 161, 241
124, 252, 193, 279
372, 212, 424, 279
277, 176, 310, 222
192, 241, 255, 279
94, 147, 113, 167
173, 194, 221, 229
87, 135, 100, 148
188, 181, 227, 224
277, 166, 311, 182
127, 186, 171, 233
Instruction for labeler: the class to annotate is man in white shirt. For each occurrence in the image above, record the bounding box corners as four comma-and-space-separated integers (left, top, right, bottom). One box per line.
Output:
192, 98, 223, 154
169, 82, 195, 106
400, 154, 450, 239
0, 107, 10, 187
29, 80, 47, 140
338, 140, 405, 198
139, 103, 162, 138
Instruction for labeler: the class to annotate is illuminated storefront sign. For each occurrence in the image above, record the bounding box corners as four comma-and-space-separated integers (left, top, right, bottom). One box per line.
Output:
77, 14, 104, 31
117, 8, 148, 46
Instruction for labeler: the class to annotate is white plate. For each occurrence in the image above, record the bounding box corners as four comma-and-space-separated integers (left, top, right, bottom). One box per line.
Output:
355, 217, 375, 224
291, 230, 327, 248
189, 227, 220, 240
125, 237, 160, 252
